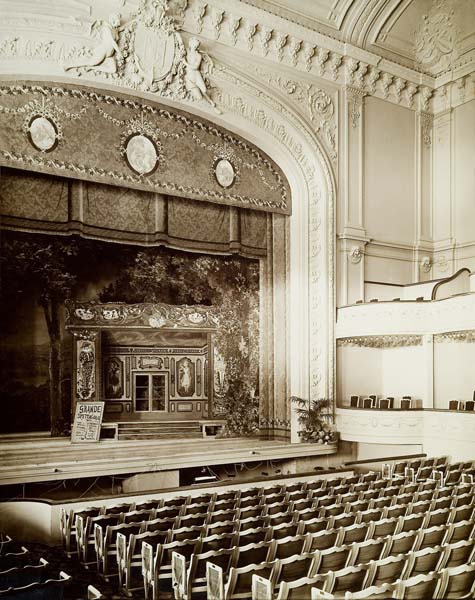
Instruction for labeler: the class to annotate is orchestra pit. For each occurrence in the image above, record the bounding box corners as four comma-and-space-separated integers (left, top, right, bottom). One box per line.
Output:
0, 0, 474, 597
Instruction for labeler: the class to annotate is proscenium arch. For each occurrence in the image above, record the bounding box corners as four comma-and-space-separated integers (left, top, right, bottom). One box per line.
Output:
0, 71, 336, 442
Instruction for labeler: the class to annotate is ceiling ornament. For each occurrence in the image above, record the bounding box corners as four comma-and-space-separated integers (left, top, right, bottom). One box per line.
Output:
61, 0, 219, 112
414, 0, 458, 75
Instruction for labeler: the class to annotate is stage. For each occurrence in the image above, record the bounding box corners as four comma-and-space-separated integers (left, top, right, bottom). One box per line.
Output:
0, 434, 338, 486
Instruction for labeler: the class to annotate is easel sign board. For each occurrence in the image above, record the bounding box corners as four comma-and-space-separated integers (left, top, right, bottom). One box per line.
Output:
71, 401, 105, 443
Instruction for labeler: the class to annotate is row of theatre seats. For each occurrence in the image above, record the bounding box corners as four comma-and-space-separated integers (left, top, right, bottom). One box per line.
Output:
349, 396, 417, 410
449, 400, 475, 412
58, 454, 475, 599
349, 396, 475, 411
0, 536, 71, 598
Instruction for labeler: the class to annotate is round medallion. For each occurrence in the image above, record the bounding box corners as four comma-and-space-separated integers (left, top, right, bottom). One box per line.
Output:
125, 134, 158, 175
28, 116, 58, 152
214, 158, 235, 188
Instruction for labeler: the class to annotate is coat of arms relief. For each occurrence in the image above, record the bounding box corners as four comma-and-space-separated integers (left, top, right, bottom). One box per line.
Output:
63, 0, 217, 110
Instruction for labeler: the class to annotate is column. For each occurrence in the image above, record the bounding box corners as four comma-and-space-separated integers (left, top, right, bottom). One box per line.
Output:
414, 111, 434, 281
339, 86, 370, 305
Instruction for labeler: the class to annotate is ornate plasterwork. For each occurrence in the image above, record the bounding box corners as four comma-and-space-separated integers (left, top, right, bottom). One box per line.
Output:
420, 256, 432, 273
248, 67, 337, 161
420, 111, 434, 147
337, 335, 423, 349
349, 246, 363, 264
67, 302, 219, 330
60, 0, 219, 111
346, 87, 365, 129
414, 0, 458, 75
434, 330, 475, 344
212, 62, 336, 405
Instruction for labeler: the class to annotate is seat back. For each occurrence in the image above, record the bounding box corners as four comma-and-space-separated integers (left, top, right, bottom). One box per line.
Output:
436, 563, 475, 599
393, 571, 440, 599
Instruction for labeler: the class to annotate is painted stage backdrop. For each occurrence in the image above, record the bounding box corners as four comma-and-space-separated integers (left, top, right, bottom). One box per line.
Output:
0, 231, 259, 436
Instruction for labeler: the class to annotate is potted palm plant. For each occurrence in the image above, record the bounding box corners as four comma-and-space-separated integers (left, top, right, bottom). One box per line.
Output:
291, 396, 338, 444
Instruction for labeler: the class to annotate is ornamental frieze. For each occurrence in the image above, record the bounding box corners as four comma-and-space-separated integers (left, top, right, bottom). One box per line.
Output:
336, 335, 424, 349
66, 301, 219, 330
434, 330, 475, 344
0, 82, 291, 215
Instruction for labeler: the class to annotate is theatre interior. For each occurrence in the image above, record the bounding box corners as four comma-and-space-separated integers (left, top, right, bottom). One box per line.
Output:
0, 0, 474, 597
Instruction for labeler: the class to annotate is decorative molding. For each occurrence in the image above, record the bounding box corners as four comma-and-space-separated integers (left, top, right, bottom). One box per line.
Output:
249, 67, 337, 161
67, 302, 219, 330
259, 26, 273, 56
414, 0, 458, 75
259, 416, 291, 429
1, 0, 472, 116
420, 256, 432, 272
434, 330, 475, 344
419, 112, 434, 148
336, 294, 475, 338
105, 346, 208, 355
211, 61, 336, 404
0, 82, 290, 214
346, 86, 365, 129
337, 335, 423, 349
349, 246, 363, 264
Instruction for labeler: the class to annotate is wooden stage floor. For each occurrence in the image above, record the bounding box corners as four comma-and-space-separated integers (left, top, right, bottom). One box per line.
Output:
0, 435, 338, 485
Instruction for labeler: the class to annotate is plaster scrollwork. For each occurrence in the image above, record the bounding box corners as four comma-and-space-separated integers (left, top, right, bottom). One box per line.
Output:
288, 39, 302, 67
349, 246, 363, 264
457, 77, 467, 103
0, 37, 19, 57
420, 256, 432, 272
354, 63, 368, 90
302, 44, 316, 72
436, 255, 449, 272
380, 73, 393, 99
210, 8, 224, 39
414, 0, 458, 74
328, 54, 343, 81
274, 33, 288, 62
212, 63, 336, 403
419, 87, 433, 112
244, 23, 258, 52
228, 17, 242, 46
251, 69, 337, 161
315, 48, 330, 76
259, 26, 273, 56
366, 66, 380, 94
393, 77, 406, 103
346, 57, 359, 84
346, 87, 365, 129
194, 2, 207, 34
406, 83, 419, 108
420, 112, 434, 147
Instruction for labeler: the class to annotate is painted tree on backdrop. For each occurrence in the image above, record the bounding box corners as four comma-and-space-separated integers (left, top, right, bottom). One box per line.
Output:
1, 233, 81, 436
100, 249, 260, 435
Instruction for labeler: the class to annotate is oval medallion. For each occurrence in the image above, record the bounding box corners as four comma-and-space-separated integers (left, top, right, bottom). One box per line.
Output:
125, 134, 158, 175
28, 116, 58, 152
214, 158, 235, 188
